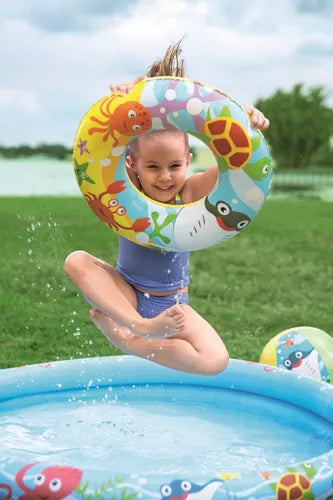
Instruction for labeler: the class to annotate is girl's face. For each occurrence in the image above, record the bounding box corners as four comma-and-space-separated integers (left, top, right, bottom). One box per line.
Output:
126, 132, 192, 204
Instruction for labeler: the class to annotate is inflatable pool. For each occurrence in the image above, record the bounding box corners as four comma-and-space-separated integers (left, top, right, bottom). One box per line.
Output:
1, 356, 333, 499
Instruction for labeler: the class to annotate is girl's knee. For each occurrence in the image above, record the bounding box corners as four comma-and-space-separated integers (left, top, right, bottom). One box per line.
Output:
64, 250, 90, 277
198, 351, 229, 375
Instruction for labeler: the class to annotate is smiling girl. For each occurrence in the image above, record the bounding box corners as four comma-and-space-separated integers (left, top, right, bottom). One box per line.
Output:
65, 40, 269, 374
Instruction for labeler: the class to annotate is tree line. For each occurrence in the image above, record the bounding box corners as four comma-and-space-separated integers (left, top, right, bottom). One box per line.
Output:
0, 143, 71, 160
1, 83, 332, 169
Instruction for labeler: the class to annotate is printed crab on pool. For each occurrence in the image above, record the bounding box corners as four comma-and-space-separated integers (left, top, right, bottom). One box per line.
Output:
1, 356, 333, 499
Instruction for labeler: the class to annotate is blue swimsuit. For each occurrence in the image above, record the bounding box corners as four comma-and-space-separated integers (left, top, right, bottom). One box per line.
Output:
116, 238, 190, 318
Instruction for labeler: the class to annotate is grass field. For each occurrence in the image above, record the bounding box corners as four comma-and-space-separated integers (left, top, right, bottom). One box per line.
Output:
1, 196, 332, 369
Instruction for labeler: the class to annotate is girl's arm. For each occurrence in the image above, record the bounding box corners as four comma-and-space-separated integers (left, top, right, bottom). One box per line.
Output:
180, 166, 218, 203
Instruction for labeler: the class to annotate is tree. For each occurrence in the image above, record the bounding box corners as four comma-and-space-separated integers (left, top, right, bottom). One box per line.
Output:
0, 144, 72, 159
255, 84, 333, 169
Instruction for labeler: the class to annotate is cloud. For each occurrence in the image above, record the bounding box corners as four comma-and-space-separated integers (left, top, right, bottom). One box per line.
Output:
0, 88, 41, 112
296, 39, 333, 58
1, 0, 140, 32
0, 0, 332, 145
296, 0, 333, 15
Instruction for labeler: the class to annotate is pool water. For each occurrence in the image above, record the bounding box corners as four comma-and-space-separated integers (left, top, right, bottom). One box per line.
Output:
1, 384, 332, 483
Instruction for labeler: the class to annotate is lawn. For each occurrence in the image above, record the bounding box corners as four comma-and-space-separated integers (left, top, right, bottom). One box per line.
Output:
1, 196, 332, 369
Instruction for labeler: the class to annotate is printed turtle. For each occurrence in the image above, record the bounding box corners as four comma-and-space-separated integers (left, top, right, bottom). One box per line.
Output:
191, 105, 271, 178
201, 107, 252, 169
272, 471, 314, 500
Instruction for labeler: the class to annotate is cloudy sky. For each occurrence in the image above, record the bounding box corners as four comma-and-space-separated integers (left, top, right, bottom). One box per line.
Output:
1, 0, 332, 146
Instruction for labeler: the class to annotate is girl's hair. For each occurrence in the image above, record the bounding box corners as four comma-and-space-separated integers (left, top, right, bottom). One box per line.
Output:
146, 38, 185, 78
128, 38, 188, 161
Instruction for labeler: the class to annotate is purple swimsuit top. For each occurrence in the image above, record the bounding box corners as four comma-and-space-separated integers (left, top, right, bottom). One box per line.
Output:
116, 237, 190, 292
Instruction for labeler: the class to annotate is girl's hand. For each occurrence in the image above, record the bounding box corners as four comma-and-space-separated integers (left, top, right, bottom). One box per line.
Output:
245, 105, 270, 130
109, 76, 145, 95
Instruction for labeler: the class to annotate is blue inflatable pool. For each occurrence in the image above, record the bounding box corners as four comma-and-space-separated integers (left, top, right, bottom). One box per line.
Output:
1, 356, 333, 499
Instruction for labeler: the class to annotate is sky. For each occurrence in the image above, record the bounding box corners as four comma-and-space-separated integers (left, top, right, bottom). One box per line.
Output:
1, 0, 332, 146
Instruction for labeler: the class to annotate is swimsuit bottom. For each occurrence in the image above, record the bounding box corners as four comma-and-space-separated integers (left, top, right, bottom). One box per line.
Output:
134, 289, 189, 319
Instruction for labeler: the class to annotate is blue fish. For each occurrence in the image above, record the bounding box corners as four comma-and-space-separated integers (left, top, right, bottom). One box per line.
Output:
160, 478, 224, 500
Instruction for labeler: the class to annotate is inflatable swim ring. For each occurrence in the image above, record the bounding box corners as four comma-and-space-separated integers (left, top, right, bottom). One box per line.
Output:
73, 77, 272, 251
260, 326, 333, 383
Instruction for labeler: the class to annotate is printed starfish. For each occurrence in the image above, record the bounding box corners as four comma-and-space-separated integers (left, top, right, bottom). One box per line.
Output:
74, 159, 95, 186
148, 212, 176, 244
77, 138, 89, 155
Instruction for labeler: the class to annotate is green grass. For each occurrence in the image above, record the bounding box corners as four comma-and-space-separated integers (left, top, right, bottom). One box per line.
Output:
1, 196, 332, 369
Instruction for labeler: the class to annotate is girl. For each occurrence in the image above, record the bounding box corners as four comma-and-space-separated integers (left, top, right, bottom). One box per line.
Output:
65, 40, 269, 375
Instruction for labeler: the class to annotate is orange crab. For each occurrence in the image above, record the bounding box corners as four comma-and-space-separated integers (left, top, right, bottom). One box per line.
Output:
88, 95, 152, 146
84, 180, 150, 233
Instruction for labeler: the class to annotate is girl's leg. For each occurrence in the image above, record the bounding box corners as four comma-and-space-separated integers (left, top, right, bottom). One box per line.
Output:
64, 251, 185, 336
90, 305, 229, 375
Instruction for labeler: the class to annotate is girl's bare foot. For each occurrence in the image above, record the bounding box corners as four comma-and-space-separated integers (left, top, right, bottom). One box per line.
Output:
136, 304, 186, 338
91, 304, 185, 339
90, 309, 134, 352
